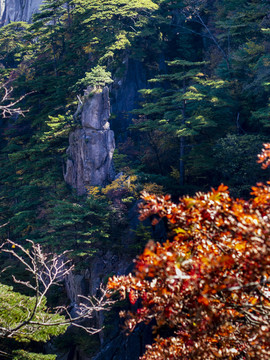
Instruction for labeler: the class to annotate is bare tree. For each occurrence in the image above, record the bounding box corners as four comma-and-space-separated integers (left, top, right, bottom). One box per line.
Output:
0, 80, 31, 118
0, 239, 115, 340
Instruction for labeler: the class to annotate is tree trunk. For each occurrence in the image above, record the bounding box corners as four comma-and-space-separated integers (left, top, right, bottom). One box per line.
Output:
180, 76, 187, 186
179, 135, 185, 186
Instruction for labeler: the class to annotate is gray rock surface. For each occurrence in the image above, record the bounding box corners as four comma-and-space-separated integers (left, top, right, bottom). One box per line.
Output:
64, 87, 115, 195
63, 250, 133, 353
0, 0, 43, 25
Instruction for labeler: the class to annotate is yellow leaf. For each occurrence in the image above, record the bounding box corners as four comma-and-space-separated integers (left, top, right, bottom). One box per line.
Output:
235, 242, 246, 251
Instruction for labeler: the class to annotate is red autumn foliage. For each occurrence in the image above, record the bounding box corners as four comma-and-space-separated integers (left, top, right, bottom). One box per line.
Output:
107, 144, 270, 359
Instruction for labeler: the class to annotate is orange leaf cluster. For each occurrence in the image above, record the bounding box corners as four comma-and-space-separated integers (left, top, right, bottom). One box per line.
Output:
107, 146, 270, 359
257, 143, 270, 169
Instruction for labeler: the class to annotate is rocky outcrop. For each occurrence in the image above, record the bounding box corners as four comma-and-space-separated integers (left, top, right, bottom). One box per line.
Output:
63, 250, 133, 355
110, 55, 166, 137
64, 86, 115, 195
0, 0, 43, 25
111, 58, 148, 135
61, 200, 163, 360
63, 249, 152, 360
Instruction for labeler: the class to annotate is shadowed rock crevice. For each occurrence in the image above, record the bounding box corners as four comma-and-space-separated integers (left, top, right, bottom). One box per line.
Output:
64, 87, 115, 195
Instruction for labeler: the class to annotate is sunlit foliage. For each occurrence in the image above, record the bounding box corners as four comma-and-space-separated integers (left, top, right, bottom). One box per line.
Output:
108, 144, 270, 359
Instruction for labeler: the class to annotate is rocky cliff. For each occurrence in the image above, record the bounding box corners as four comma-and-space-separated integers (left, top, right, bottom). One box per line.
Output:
0, 0, 43, 25
64, 86, 115, 195
111, 58, 148, 136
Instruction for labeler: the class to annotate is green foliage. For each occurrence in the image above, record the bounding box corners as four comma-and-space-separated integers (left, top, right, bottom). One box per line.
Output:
0, 283, 67, 342
0, 21, 31, 71
13, 350, 56, 360
128, 222, 152, 255
132, 59, 229, 185
85, 175, 139, 235
68, 0, 158, 65
213, 134, 269, 197
55, 328, 100, 356
112, 149, 131, 173
135, 60, 226, 136
0, 0, 162, 249
74, 65, 113, 90
43, 196, 111, 257
0, 282, 67, 359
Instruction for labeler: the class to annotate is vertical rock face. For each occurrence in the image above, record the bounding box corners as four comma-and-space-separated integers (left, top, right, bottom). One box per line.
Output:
0, 0, 43, 25
64, 86, 115, 195
111, 58, 148, 135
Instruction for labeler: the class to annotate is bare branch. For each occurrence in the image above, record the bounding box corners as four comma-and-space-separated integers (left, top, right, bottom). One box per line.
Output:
194, 11, 230, 70
0, 240, 115, 339
0, 81, 34, 118
0, 222, 9, 229
181, 2, 230, 70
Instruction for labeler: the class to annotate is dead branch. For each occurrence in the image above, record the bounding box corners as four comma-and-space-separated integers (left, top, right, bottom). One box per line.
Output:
0, 239, 115, 339
181, 1, 230, 70
0, 81, 33, 118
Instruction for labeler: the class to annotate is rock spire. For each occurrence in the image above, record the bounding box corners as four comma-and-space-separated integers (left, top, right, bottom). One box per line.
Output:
64, 86, 115, 195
